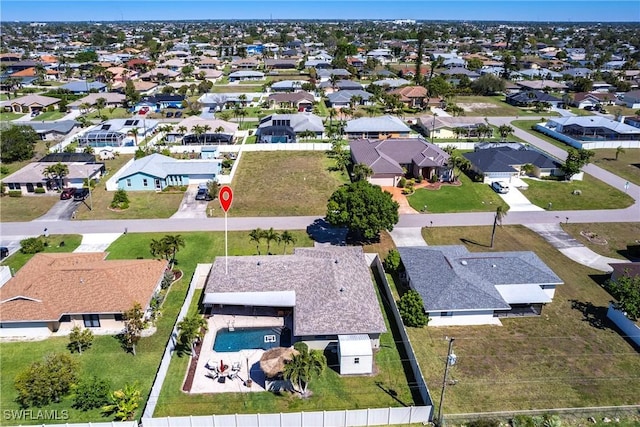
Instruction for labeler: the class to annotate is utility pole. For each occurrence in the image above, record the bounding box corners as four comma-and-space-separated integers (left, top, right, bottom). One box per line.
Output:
437, 337, 456, 427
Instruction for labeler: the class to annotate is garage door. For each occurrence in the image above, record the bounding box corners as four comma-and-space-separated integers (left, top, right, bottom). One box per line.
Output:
369, 177, 396, 186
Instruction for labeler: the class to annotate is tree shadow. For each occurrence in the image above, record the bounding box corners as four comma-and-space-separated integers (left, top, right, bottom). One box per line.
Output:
617, 244, 640, 262
569, 299, 612, 331
460, 237, 491, 248
375, 381, 408, 407
306, 218, 347, 245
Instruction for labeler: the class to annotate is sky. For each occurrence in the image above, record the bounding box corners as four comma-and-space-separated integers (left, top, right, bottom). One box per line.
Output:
1, 1, 638, 22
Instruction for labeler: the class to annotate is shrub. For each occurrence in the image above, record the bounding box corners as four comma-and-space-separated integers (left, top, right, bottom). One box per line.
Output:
383, 249, 402, 273
466, 419, 500, 427
14, 353, 79, 407
415, 175, 423, 183
73, 376, 111, 411
397, 290, 428, 327
293, 341, 309, 353
398, 177, 407, 188
34, 187, 46, 194
0, 165, 9, 175
8, 190, 22, 197
20, 237, 45, 254
110, 189, 129, 209
161, 270, 175, 290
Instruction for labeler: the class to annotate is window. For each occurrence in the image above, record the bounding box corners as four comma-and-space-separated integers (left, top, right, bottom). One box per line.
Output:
126, 179, 131, 187
60, 315, 70, 323
83, 314, 100, 328
354, 357, 360, 364
114, 314, 124, 322
440, 311, 453, 317
143, 179, 148, 187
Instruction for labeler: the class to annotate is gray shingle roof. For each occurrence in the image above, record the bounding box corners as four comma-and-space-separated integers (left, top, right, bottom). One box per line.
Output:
398, 246, 563, 312
345, 115, 411, 133
20, 120, 80, 135
463, 147, 561, 173
60, 80, 106, 92
327, 90, 372, 105
118, 153, 219, 180
204, 246, 387, 337
350, 138, 449, 176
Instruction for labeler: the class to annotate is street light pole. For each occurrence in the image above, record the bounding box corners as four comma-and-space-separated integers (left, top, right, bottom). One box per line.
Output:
437, 337, 456, 427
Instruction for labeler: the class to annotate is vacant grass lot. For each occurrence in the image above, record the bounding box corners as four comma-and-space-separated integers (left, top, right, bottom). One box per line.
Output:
522, 175, 634, 210
411, 225, 640, 413
592, 148, 640, 186
0, 195, 60, 222
208, 151, 349, 217
561, 222, 640, 260
452, 96, 559, 117
0, 230, 314, 425
408, 174, 508, 213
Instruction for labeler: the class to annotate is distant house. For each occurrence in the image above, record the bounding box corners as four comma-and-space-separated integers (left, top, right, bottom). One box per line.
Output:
228, 71, 264, 82
266, 92, 314, 110
539, 116, 640, 143
506, 90, 563, 108
389, 86, 428, 108
344, 115, 412, 140
463, 145, 563, 184
623, 90, 640, 109
255, 113, 325, 143
3, 160, 104, 195
68, 92, 125, 110
0, 253, 167, 339
398, 246, 563, 326
19, 120, 82, 141
133, 94, 185, 112
202, 246, 387, 363
139, 68, 179, 82
8, 94, 60, 114
60, 80, 107, 94
326, 90, 372, 108
78, 118, 159, 148
264, 58, 299, 70
417, 116, 487, 140
349, 137, 451, 186
270, 80, 307, 93
116, 153, 221, 191
516, 80, 568, 92
168, 116, 238, 145
371, 78, 411, 89
569, 92, 617, 109
316, 68, 351, 82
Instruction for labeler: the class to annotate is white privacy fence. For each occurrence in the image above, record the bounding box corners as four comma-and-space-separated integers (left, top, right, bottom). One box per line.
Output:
142, 406, 431, 427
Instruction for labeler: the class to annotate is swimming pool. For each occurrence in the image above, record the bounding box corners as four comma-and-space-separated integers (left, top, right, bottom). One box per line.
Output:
213, 327, 291, 352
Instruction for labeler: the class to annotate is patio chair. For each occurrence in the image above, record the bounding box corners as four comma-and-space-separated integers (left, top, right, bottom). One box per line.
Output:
231, 361, 241, 372
206, 371, 218, 380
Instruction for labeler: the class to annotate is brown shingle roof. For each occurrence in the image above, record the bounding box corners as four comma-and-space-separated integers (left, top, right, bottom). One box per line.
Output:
0, 253, 167, 322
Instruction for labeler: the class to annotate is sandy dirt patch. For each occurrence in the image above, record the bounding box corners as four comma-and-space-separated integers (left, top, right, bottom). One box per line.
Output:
459, 103, 498, 112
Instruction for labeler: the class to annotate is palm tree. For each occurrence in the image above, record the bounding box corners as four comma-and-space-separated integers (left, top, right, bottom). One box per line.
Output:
149, 238, 165, 259
280, 230, 296, 254
327, 108, 337, 136
238, 94, 247, 107
352, 163, 373, 182
202, 124, 212, 141
615, 146, 625, 160
177, 125, 188, 136
95, 97, 107, 117
237, 108, 247, 127
490, 206, 508, 248
162, 234, 186, 266
249, 228, 264, 255
263, 227, 280, 255
498, 124, 514, 142
129, 128, 139, 145
283, 347, 326, 397
192, 125, 205, 144
177, 313, 208, 355
43, 162, 69, 190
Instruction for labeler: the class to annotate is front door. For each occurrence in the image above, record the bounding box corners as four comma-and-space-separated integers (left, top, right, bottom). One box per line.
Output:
26, 183, 35, 193
155, 179, 161, 190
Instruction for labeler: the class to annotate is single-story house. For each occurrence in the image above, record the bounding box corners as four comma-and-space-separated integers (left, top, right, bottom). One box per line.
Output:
264, 58, 300, 70
231, 58, 261, 70
540, 116, 640, 142
623, 90, 640, 109
270, 80, 307, 92
228, 71, 264, 82
0, 252, 167, 338
506, 90, 563, 108
168, 116, 238, 144
463, 145, 563, 184
371, 78, 412, 89
389, 86, 428, 108
133, 94, 185, 112
350, 137, 451, 186
417, 116, 487, 140
60, 80, 107, 93
2, 161, 104, 195
569, 92, 617, 109
255, 113, 325, 143
198, 93, 262, 110
266, 92, 314, 110
516, 80, 567, 92
68, 92, 125, 110
139, 68, 180, 81
8, 94, 60, 114
78, 118, 159, 148
18, 120, 82, 141
344, 115, 412, 140
326, 90, 372, 108
116, 153, 221, 190
440, 67, 480, 80
202, 246, 387, 370
398, 246, 563, 326
316, 68, 352, 82
106, 66, 138, 82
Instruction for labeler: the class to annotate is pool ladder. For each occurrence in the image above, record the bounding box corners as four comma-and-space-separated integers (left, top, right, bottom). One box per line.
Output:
227, 320, 235, 332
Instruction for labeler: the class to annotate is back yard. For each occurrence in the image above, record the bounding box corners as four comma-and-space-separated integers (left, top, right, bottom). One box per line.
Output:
408, 225, 640, 413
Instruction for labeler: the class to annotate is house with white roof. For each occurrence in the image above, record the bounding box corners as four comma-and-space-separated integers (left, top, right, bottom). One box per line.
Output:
78, 118, 159, 148
344, 115, 412, 140
398, 246, 563, 326
116, 153, 221, 191
537, 116, 640, 149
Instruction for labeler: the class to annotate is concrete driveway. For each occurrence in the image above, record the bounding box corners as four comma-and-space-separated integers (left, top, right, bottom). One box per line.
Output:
497, 186, 544, 212
389, 227, 428, 247
34, 199, 82, 221
171, 185, 208, 219
74, 233, 123, 253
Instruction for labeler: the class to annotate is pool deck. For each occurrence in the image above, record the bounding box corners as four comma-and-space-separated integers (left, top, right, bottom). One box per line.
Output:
189, 313, 285, 394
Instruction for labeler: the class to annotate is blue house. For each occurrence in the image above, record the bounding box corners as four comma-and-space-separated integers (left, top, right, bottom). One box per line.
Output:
116, 153, 221, 191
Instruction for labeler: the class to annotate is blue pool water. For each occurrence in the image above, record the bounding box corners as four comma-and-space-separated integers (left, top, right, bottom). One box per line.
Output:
213, 327, 290, 352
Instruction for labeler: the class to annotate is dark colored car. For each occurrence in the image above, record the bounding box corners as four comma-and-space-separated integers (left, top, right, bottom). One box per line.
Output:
0, 247, 8, 260
60, 187, 77, 200
73, 188, 90, 201
195, 188, 211, 201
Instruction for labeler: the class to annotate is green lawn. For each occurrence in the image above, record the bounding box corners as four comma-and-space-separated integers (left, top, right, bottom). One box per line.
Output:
411, 225, 640, 413
591, 148, 640, 186
34, 110, 66, 121
0, 112, 26, 122
0, 230, 313, 425
84, 108, 132, 120
154, 240, 416, 416
211, 85, 264, 93
561, 222, 640, 260
511, 120, 570, 152
407, 173, 508, 213
568, 107, 595, 117
0, 234, 82, 271
0, 195, 61, 222
521, 174, 634, 210
207, 151, 349, 217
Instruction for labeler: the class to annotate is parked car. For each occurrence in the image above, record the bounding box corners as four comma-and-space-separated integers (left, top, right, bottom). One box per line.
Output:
491, 181, 510, 194
174, 111, 183, 118
0, 247, 8, 260
73, 188, 90, 201
583, 105, 595, 111
60, 187, 77, 200
195, 188, 212, 201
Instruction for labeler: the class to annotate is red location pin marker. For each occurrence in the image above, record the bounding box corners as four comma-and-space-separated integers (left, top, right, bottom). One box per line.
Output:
218, 186, 233, 213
